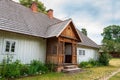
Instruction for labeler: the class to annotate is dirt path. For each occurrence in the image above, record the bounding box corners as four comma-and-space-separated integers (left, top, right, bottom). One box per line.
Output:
99, 68, 120, 80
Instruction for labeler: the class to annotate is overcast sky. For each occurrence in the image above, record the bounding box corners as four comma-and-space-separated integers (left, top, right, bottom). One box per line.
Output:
14, 0, 120, 45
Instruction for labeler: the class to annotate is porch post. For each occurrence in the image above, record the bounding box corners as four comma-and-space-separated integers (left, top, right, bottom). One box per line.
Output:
72, 43, 77, 64
57, 39, 64, 65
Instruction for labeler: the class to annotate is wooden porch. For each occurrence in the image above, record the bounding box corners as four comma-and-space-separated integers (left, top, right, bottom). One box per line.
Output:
46, 22, 81, 72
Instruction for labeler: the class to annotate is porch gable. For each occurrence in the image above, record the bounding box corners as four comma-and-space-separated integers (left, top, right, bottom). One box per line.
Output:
59, 21, 81, 43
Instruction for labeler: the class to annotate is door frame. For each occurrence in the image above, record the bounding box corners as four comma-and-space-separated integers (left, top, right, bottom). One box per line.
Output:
64, 42, 72, 63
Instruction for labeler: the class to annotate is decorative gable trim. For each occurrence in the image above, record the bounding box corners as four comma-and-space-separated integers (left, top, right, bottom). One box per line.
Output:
57, 19, 81, 42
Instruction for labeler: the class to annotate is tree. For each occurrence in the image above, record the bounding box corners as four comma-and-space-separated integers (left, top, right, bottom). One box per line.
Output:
81, 28, 87, 36
101, 25, 120, 53
19, 0, 46, 13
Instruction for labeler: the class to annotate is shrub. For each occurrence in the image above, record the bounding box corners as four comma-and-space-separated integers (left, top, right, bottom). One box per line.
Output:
79, 59, 101, 68
99, 53, 112, 66
0, 59, 49, 79
89, 59, 100, 66
20, 64, 29, 76
28, 60, 48, 75
45, 63, 56, 72
1, 60, 22, 78
79, 61, 89, 68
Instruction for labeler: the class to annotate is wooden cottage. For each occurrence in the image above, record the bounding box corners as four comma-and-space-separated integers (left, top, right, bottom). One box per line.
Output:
0, 0, 99, 72
0, 0, 81, 72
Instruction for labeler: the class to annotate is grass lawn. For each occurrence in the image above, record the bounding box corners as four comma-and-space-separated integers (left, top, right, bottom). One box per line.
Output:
109, 72, 120, 80
17, 58, 120, 80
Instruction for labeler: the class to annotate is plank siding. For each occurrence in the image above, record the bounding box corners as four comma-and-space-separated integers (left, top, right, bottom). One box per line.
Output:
46, 38, 58, 64
77, 46, 99, 63
0, 30, 46, 63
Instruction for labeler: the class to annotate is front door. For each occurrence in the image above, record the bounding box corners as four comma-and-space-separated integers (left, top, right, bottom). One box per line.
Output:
65, 43, 72, 63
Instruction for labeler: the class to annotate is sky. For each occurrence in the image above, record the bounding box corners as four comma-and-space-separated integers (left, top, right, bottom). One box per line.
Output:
14, 0, 120, 45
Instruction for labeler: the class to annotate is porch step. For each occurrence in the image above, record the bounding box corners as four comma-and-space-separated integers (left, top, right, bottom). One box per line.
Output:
62, 65, 81, 73
64, 65, 77, 69
62, 68, 81, 73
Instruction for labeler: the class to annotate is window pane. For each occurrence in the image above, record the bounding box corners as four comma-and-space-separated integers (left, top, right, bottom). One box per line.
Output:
79, 50, 82, 55
5, 41, 10, 52
83, 50, 85, 55
11, 42, 16, 52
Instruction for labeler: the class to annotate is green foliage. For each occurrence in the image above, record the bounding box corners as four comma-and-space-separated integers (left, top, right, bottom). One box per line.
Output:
99, 53, 112, 66
79, 59, 100, 68
6, 60, 21, 78
79, 61, 89, 68
45, 63, 56, 72
101, 25, 120, 52
28, 60, 48, 75
89, 59, 100, 66
79, 53, 112, 68
81, 28, 87, 36
20, 64, 29, 76
1, 60, 22, 78
0, 59, 48, 79
19, 0, 46, 13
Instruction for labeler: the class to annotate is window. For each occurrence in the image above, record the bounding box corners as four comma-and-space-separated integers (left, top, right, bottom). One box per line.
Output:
52, 45, 57, 54
3, 39, 17, 54
79, 50, 85, 56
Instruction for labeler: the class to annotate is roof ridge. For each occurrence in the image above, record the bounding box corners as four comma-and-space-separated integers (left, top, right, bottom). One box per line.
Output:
49, 18, 71, 27
7, 0, 61, 22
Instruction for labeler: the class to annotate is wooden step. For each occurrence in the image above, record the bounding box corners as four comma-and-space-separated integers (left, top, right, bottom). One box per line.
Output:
64, 65, 77, 69
62, 68, 81, 73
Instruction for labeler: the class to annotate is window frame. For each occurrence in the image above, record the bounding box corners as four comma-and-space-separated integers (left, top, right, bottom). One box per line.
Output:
79, 50, 85, 56
3, 39, 17, 54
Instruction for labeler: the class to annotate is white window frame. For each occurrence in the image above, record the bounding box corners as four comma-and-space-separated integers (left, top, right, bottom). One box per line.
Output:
3, 39, 17, 54
79, 50, 85, 56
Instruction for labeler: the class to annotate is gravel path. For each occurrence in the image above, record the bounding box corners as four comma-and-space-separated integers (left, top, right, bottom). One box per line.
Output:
99, 68, 120, 80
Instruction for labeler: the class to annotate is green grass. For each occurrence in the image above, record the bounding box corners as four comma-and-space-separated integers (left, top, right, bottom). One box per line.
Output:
16, 58, 120, 80
109, 72, 120, 80
109, 58, 120, 67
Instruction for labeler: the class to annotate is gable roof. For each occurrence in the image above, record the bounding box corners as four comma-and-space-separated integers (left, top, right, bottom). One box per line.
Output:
0, 0, 97, 46
46, 19, 81, 42
0, 0, 81, 40
77, 29, 99, 49
45, 19, 71, 38
0, 0, 61, 37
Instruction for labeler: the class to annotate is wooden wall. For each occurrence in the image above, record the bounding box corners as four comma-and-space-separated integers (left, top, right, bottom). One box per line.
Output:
0, 30, 46, 63
46, 37, 58, 64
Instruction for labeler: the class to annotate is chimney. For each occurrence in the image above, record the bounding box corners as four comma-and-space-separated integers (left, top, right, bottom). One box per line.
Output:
47, 9, 53, 19
31, 2, 38, 12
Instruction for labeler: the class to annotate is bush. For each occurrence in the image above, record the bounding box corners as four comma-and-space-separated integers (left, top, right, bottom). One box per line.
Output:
99, 53, 112, 66
45, 63, 56, 72
20, 64, 29, 76
1, 60, 22, 78
79, 61, 89, 68
89, 59, 100, 66
79, 59, 100, 68
28, 60, 48, 75
0, 59, 49, 79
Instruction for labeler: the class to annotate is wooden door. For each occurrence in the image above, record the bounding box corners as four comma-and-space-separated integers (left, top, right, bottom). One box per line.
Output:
65, 43, 72, 63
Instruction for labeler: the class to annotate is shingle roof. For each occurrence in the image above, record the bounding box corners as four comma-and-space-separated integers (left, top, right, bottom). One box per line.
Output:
45, 19, 71, 38
0, 0, 61, 37
77, 29, 99, 49
0, 0, 98, 48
